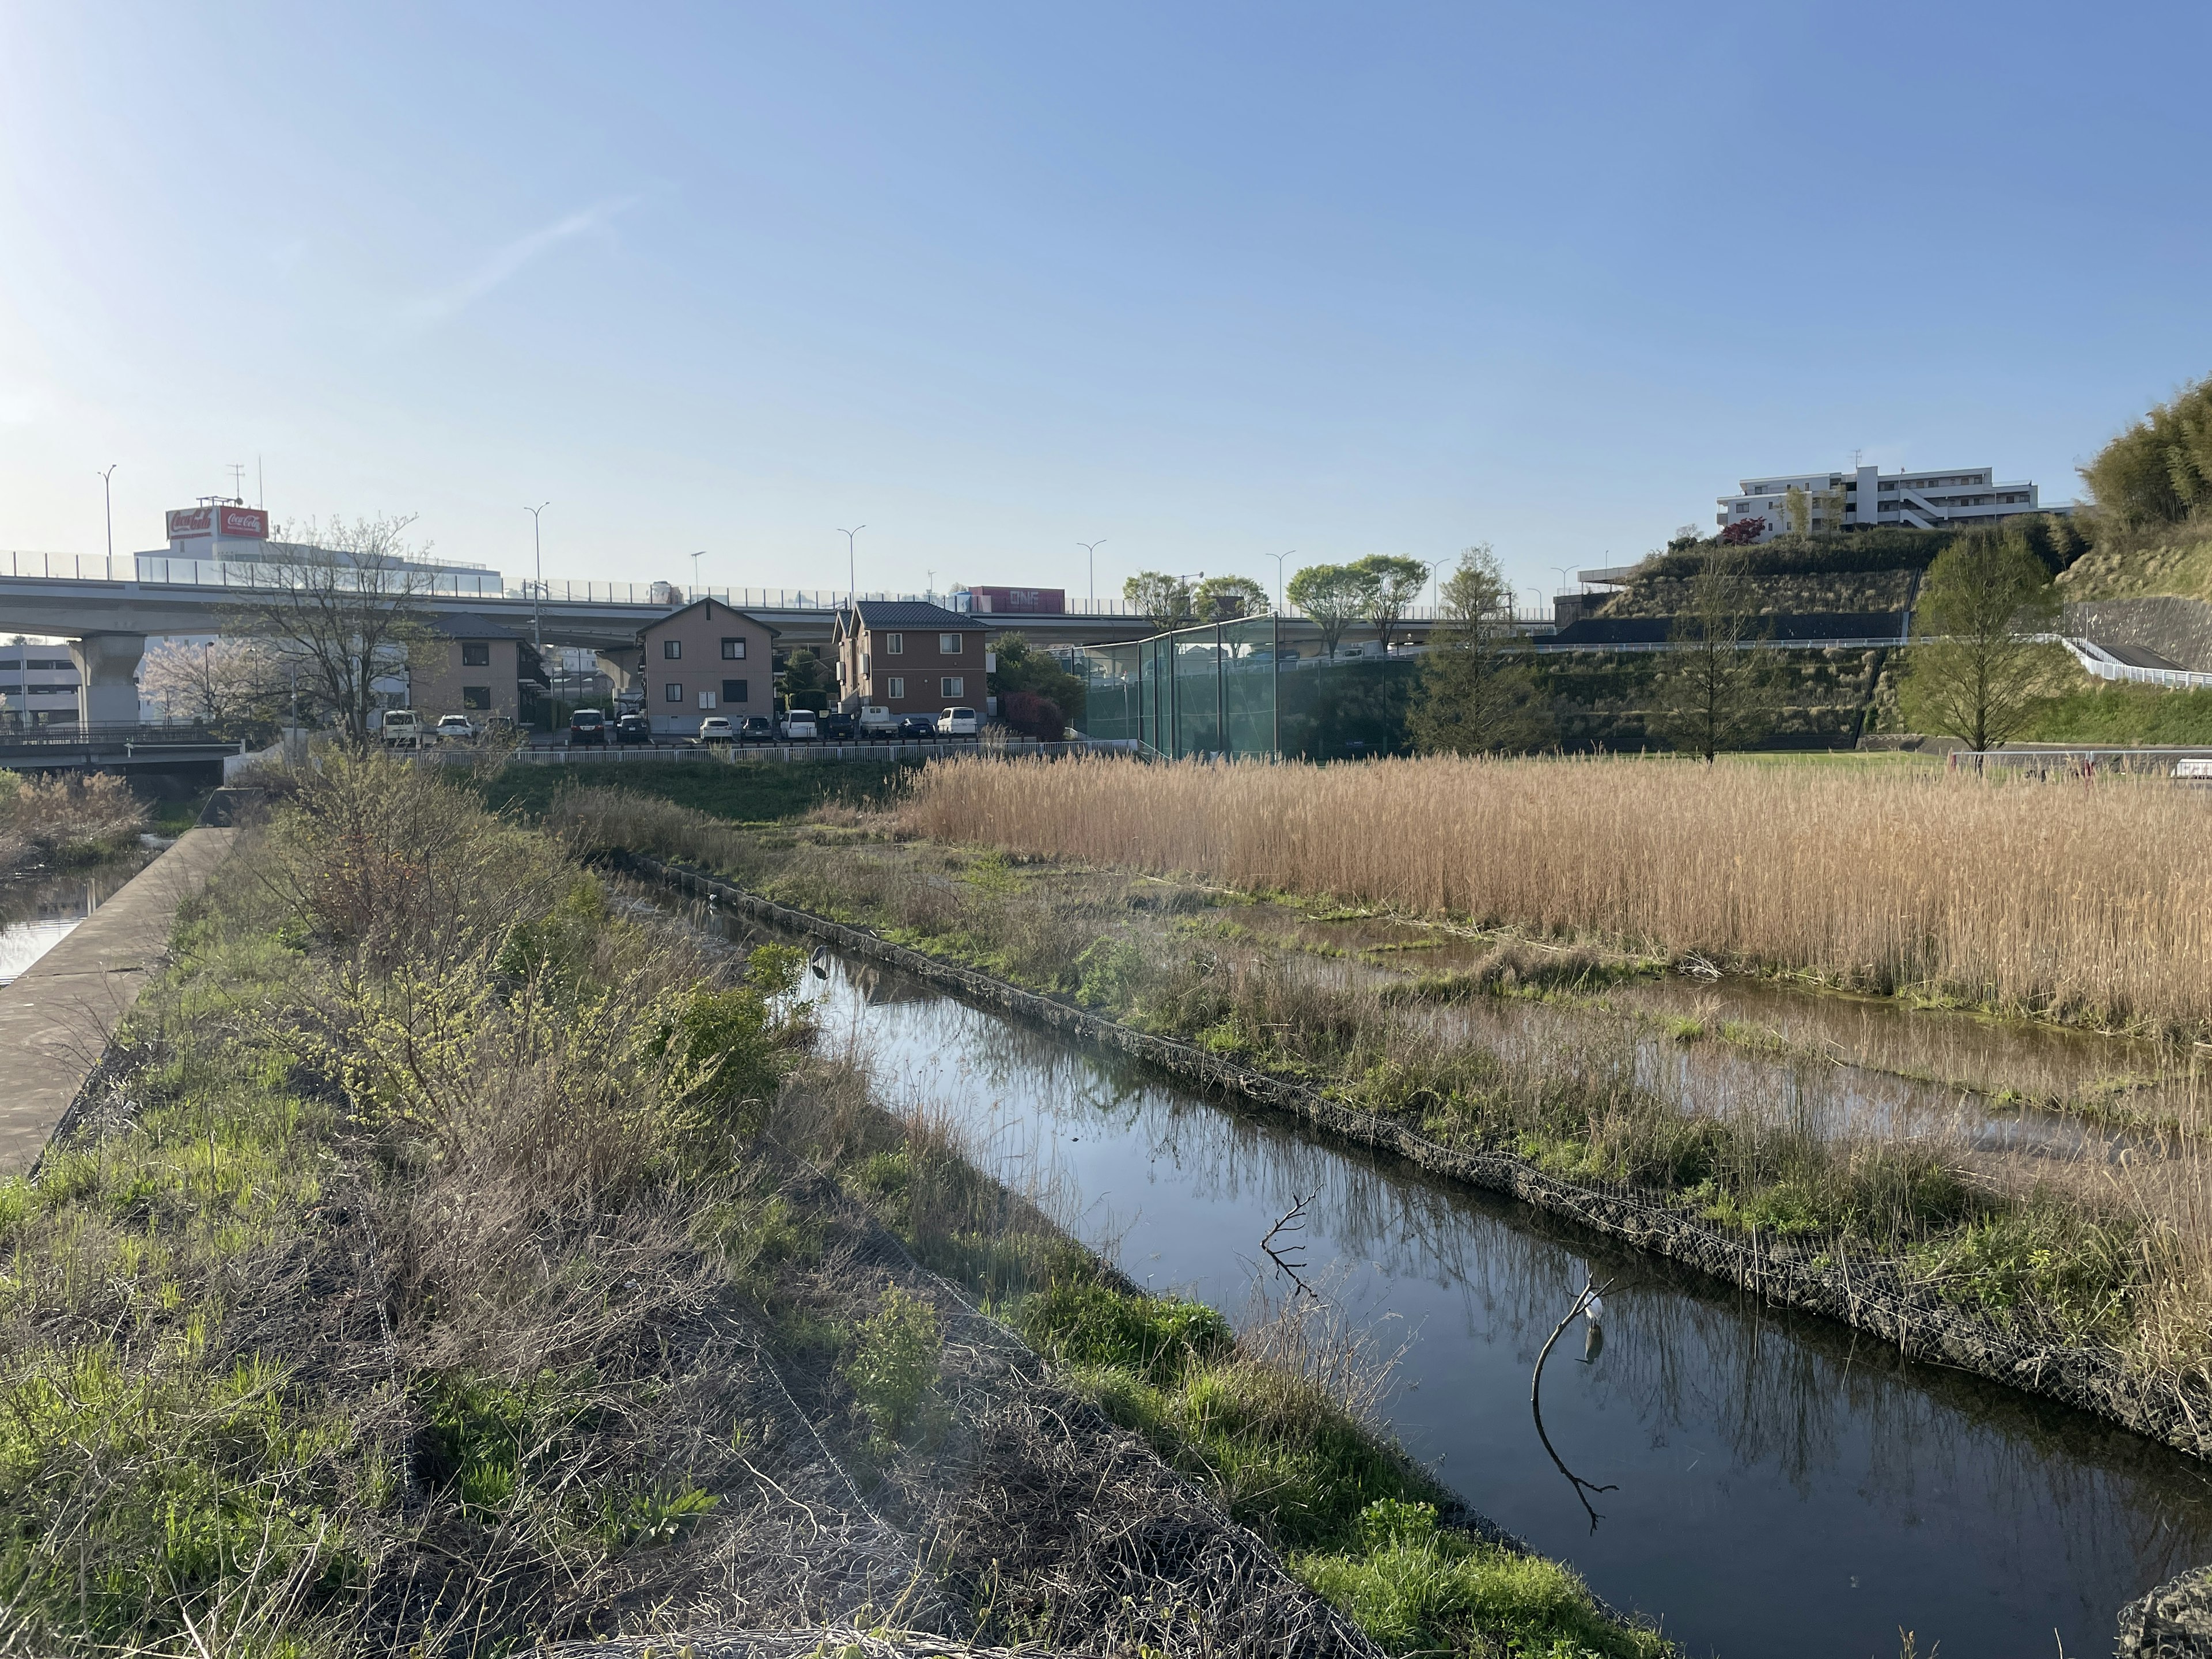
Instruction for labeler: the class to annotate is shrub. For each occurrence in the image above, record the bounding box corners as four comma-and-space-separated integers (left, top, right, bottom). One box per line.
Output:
843, 1283, 942, 1440
1002, 690, 1066, 741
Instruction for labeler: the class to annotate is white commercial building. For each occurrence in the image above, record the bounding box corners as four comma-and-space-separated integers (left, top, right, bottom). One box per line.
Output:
1717, 465, 2047, 540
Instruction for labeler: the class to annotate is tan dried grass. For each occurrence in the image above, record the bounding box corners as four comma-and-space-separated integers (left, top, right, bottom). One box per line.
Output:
900, 753, 2212, 1036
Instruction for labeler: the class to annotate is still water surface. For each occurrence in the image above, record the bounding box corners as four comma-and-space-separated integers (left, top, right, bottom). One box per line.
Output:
791, 948, 2212, 1659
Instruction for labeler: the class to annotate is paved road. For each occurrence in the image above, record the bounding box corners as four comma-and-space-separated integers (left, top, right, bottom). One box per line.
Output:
0, 828, 234, 1175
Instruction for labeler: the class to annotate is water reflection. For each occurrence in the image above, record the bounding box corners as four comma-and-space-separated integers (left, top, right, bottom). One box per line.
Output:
789, 946, 2212, 1659
0, 855, 153, 986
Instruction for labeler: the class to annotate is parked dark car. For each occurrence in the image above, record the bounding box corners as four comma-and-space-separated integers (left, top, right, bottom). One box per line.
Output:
569, 709, 609, 746
615, 714, 655, 746
896, 713, 938, 740
737, 715, 775, 744
817, 711, 858, 741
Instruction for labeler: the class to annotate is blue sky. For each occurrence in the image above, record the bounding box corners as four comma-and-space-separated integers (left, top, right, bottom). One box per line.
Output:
3, 2, 2207, 605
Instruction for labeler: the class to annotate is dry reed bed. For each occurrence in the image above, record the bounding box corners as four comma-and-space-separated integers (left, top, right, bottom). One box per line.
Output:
900, 755, 2212, 1037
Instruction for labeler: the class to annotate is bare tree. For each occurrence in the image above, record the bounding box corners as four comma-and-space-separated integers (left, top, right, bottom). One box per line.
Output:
1649, 548, 1777, 761
224, 516, 439, 743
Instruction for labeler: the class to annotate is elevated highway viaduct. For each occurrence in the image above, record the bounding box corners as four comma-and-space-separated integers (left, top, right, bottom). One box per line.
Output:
0, 569, 1159, 722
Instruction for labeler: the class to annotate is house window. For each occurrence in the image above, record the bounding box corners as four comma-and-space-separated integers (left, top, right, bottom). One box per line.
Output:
664, 681, 683, 703
941, 676, 964, 698
663, 639, 683, 660
722, 679, 748, 703
883, 632, 904, 654
698, 690, 717, 710
886, 676, 904, 699
721, 638, 745, 660
462, 686, 492, 710
461, 641, 491, 666
939, 633, 961, 654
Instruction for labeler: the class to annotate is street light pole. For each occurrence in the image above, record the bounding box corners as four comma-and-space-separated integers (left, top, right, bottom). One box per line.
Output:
1078, 539, 1107, 609
525, 502, 550, 651
97, 464, 117, 567
692, 550, 704, 598
1270, 550, 1296, 612
838, 527, 866, 606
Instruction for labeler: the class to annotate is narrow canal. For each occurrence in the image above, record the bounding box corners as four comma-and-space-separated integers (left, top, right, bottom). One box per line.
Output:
774, 941, 2212, 1659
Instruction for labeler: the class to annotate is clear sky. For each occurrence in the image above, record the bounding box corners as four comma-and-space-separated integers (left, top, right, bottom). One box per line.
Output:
3, 2, 2208, 605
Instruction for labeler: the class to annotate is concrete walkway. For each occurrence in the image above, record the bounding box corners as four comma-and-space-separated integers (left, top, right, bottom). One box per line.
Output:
0, 828, 236, 1175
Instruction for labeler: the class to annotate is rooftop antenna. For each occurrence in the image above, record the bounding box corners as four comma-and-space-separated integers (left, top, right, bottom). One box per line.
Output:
257, 454, 264, 509
226, 463, 247, 503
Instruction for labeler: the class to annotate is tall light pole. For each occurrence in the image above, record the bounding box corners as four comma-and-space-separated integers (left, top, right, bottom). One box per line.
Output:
1270, 550, 1296, 611
97, 464, 117, 566
1078, 539, 1107, 608
525, 502, 550, 650
838, 526, 865, 608
692, 550, 704, 598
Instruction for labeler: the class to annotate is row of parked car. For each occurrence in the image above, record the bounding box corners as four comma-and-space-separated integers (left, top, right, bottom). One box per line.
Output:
566, 706, 983, 747
380, 710, 491, 746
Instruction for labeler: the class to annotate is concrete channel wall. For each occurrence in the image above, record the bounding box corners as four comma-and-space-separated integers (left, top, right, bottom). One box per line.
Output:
616, 850, 2212, 1470
0, 828, 234, 1175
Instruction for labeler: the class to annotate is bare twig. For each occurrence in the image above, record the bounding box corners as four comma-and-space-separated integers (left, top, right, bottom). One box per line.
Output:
1260, 1191, 1320, 1301
1531, 1276, 1618, 1532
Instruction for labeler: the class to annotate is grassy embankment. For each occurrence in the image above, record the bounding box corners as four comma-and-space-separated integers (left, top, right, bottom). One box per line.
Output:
0, 752, 1660, 1659
537, 766, 2212, 1402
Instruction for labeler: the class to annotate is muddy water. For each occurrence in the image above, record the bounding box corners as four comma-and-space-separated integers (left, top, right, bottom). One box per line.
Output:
794, 949, 2212, 1659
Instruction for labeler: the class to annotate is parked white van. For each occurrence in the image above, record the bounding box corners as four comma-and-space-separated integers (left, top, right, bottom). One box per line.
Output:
380, 710, 425, 747
937, 706, 979, 737
779, 710, 819, 741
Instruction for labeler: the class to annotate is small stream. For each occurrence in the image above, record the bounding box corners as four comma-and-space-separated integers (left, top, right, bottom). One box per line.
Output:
765, 937, 2212, 1659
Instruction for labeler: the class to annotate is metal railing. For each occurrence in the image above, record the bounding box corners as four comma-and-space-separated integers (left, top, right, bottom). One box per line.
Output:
2063, 637, 2212, 691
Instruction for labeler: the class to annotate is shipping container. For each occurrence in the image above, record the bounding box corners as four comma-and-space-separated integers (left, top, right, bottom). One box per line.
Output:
956, 585, 1065, 615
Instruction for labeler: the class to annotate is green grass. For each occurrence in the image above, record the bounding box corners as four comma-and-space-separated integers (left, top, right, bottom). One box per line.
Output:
476, 755, 918, 824
2014, 682, 2212, 745
1002, 1268, 1666, 1657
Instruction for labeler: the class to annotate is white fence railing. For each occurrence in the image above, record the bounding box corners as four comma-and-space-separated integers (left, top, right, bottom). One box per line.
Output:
2063, 637, 2212, 691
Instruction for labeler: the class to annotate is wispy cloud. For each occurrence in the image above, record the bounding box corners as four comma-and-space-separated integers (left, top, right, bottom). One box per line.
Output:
403, 195, 638, 327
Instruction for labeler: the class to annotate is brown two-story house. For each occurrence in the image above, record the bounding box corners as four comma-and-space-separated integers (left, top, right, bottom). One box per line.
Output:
833, 601, 990, 717
407, 613, 546, 728
600, 597, 780, 736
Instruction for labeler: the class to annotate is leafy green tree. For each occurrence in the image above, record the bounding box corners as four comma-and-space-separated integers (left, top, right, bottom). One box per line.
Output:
1649, 550, 1777, 761
1407, 546, 1552, 755
988, 630, 1086, 726
1901, 529, 2065, 752
1286, 563, 1365, 659
777, 647, 835, 713
1351, 554, 1431, 655
1123, 571, 1195, 634
1191, 574, 1270, 622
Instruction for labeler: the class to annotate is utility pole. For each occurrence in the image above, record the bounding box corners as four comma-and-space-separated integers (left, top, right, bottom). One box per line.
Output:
97, 465, 117, 566
1078, 539, 1107, 608
525, 502, 550, 650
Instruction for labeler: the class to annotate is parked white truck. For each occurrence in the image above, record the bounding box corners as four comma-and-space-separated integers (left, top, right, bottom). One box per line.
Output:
855, 704, 897, 736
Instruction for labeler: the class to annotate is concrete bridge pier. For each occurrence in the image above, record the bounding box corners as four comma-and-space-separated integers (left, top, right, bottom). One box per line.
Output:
67, 632, 145, 725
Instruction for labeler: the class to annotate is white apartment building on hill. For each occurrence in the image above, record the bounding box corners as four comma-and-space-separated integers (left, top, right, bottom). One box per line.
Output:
1717, 465, 2049, 540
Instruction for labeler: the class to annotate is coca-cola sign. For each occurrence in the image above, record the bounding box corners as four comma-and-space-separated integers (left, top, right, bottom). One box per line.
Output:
166, 505, 268, 541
